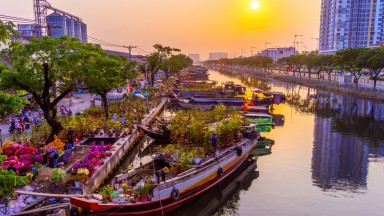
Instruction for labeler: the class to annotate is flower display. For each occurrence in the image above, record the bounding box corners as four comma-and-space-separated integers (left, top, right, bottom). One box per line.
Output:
44, 136, 65, 154
1, 144, 43, 175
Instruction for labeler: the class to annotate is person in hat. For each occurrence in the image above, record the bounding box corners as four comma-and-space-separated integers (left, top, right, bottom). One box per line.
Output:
112, 113, 117, 121
210, 132, 218, 152
154, 167, 169, 184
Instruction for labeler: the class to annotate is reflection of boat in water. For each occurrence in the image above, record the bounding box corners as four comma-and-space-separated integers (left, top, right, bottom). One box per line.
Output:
244, 113, 274, 126
70, 139, 258, 215
167, 157, 259, 216
251, 137, 274, 156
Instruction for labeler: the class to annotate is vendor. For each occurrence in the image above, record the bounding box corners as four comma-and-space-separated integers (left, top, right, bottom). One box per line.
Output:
153, 167, 169, 184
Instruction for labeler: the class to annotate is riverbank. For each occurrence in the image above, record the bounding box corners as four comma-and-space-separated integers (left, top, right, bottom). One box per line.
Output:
208, 65, 384, 103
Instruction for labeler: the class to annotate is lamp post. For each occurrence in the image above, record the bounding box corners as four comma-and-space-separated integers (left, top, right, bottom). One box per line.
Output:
295, 42, 303, 54
294, 34, 302, 55
311, 37, 319, 51
265, 42, 271, 57
251, 47, 257, 57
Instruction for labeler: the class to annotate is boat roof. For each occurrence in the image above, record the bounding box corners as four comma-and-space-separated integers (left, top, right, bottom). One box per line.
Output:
252, 88, 266, 93
264, 91, 284, 95
244, 113, 273, 118
247, 106, 268, 111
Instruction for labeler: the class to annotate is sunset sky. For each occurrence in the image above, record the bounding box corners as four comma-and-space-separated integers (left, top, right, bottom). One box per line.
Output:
1, 0, 321, 60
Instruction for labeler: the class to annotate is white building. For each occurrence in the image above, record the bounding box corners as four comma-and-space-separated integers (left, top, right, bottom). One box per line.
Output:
208, 52, 228, 61
259, 47, 296, 61
188, 53, 200, 63
319, 0, 384, 54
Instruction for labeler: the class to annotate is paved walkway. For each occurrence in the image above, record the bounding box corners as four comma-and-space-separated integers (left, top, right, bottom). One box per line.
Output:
0, 92, 99, 143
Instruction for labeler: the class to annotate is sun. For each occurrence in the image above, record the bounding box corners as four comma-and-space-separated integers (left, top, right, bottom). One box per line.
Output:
251, 1, 260, 10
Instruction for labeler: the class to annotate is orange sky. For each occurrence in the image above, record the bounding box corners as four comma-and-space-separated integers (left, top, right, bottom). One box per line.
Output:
1, 0, 321, 59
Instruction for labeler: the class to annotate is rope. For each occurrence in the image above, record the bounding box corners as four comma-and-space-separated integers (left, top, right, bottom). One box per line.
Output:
149, 147, 165, 216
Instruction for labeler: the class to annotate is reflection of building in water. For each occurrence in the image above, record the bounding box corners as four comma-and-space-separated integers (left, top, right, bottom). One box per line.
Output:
312, 116, 369, 191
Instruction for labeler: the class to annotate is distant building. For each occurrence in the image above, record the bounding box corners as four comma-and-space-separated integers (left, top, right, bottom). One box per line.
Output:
17, 24, 40, 38
319, 0, 384, 54
208, 52, 228, 61
259, 47, 296, 61
188, 54, 200, 63
46, 12, 87, 43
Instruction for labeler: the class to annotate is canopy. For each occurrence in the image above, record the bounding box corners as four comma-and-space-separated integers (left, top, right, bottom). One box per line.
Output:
132, 90, 141, 95
134, 94, 145, 99
142, 92, 150, 97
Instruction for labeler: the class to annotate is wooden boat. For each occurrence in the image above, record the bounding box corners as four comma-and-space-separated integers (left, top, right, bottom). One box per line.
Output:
243, 113, 274, 125
70, 138, 258, 215
247, 106, 269, 113
137, 124, 170, 142
178, 97, 244, 111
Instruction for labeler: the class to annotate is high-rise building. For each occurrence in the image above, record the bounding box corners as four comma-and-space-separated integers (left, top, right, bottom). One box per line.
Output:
208, 52, 228, 61
319, 0, 384, 54
188, 54, 200, 63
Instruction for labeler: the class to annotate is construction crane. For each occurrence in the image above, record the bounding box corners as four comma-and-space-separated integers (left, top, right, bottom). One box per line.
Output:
33, 0, 82, 37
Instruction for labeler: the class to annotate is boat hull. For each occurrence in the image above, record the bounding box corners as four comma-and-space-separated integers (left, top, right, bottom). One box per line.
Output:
70, 139, 257, 215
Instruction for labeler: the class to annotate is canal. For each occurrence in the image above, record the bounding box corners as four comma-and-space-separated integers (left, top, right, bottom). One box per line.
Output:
169, 69, 384, 216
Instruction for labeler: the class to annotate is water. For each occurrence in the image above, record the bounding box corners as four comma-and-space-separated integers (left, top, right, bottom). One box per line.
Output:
170, 69, 384, 216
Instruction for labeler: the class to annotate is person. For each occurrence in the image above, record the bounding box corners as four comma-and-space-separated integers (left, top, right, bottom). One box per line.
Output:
153, 167, 169, 184
90, 94, 95, 106
67, 127, 74, 144
210, 132, 218, 153
119, 115, 125, 125
62, 145, 72, 164
242, 101, 248, 112
10, 119, 15, 132
112, 113, 117, 121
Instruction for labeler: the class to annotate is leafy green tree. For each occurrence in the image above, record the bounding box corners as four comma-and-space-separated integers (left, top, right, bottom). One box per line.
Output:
302, 52, 319, 78
81, 44, 137, 119
290, 54, 305, 77
0, 20, 17, 44
140, 44, 180, 86
0, 36, 85, 144
335, 48, 363, 84
318, 55, 337, 80
162, 54, 193, 78
357, 48, 384, 89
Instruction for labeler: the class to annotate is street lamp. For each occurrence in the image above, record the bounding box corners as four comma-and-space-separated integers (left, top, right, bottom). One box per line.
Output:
311, 37, 319, 51
295, 42, 303, 53
265, 42, 271, 57
293, 34, 302, 55
251, 47, 257, 57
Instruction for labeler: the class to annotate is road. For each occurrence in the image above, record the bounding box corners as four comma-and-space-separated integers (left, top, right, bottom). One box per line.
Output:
0, 92, 99, 143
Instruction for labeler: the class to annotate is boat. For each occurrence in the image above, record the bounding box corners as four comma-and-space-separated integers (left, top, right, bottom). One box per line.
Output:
178, 97, 245, 111
137, 124, 171, 142
247, 106, 269, 113
70, 138, 258, 215
263, 91, 286, 103
243, 113, 274, 125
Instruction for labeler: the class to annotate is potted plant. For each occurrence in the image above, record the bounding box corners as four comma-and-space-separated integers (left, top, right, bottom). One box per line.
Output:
99, 184, 114, 203
50, 168, 66, 183
76, 168, 89, 185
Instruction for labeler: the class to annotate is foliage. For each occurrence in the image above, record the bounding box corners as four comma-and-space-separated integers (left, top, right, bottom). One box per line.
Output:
99, 184, 114, 200
335, 48, 363, 83
139, 44, 181, 86
80, 43, 138, 119
162, 54, 193, 78
0, 20, 17, 44
0, 91, 28, 118
50, 168, 66, 183
75, 168, 89, 183
356, 48, 384, 88
134, 183, 154, 197
73, 142, 110, 176
0, 36, 87, 144
30, 123, 52, 146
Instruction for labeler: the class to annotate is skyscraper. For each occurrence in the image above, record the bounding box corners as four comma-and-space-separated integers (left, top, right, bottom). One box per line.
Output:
319, 0, 384, 54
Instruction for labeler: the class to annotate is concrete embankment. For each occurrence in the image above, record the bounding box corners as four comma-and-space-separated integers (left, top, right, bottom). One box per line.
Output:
84, 97, 168, 194
210, 66, 384, 103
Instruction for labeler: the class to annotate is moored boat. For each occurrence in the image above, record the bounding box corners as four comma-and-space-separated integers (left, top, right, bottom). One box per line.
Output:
243, 113, 274, 125
137, 124, 171, 142
70, 138, 258, 215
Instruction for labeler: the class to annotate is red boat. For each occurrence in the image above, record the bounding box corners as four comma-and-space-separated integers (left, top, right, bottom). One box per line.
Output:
70, 138, 258, 215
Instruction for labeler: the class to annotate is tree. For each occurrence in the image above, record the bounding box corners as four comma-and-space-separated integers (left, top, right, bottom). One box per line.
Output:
277, 57, 293, 74
318, 55, 337, 80
357, 48, 384, 89
81, 44, 137, 119
140, 44, 180, 86
0, 20, 17, 44
335, 48, 363, 84
0, 36, 85, 144
290, 55, 305, 77
162, 54, 193, 78
302, 52, 319, 78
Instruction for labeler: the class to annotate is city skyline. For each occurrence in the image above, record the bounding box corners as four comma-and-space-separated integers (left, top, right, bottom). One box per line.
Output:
0, 0, 321, 59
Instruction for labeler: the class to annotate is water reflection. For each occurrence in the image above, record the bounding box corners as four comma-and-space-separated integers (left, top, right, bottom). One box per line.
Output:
168, 160, 259, 216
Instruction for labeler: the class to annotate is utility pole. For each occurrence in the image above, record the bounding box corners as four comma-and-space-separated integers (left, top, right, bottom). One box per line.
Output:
123, 46, 137, 61
295, 42, 303, 54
